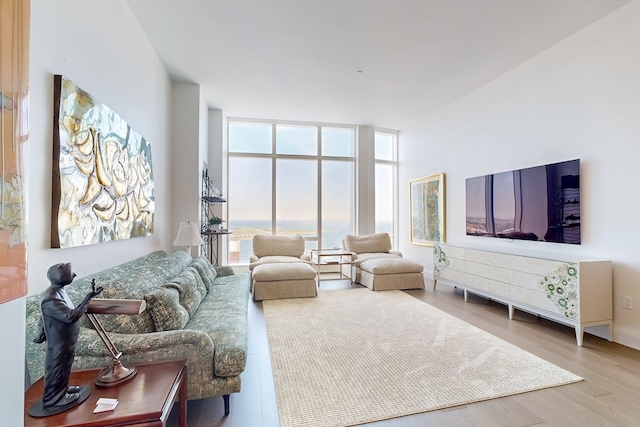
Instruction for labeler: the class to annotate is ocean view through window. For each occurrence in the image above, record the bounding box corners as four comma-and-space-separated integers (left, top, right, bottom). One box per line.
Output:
375, 131, 398, 242
227, 119, 356, 264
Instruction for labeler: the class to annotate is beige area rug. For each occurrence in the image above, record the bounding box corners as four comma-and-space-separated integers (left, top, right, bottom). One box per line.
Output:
263, 288, 583, 427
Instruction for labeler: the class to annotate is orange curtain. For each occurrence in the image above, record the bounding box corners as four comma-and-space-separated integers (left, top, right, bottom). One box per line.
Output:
0, 0, 30, 303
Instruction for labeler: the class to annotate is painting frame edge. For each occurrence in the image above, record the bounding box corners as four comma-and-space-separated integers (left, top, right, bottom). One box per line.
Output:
51, 75, 62, 248
409, 173, 446, 247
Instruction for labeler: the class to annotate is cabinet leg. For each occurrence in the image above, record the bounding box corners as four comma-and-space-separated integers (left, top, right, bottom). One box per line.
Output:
508, 304, 514, 320
463, 289, 468, 302
575, 326, 584, 346
433, 279, 437, 290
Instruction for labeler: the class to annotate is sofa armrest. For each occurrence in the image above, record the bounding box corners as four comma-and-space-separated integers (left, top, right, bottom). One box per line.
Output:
214, 265, 235, 277
390, 250, 403, 257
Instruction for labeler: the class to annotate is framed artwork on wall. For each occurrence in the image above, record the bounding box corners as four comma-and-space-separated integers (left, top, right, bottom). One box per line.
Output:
0, 0, 30, 303
410, 173, 445, 246
51, 75, 155, 249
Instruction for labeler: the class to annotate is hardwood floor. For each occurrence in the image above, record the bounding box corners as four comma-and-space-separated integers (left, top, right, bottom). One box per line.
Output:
168, 279, 640, 427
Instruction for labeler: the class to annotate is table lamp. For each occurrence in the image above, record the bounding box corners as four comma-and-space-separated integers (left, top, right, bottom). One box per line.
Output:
85, 299, 146, 387
173, 221, 205, 257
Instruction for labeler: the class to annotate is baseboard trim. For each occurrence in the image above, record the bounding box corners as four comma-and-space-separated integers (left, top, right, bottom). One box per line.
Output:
614, 326, 640, 350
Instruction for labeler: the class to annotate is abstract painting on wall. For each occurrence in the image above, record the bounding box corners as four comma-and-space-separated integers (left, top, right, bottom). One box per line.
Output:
410, 173, 445, 246
0, 0, 30, 303
51, 75, 155, 248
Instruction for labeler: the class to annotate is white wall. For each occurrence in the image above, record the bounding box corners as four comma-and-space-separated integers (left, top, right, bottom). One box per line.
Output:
0, 1, 173, 426
0, 297, 26, 427
28, 0, 173, 292
400, 2, 640, 349
171, 82, 205, 246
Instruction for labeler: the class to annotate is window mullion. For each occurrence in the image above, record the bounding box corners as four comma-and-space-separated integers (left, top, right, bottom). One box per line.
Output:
271, 123, 277, 235
317, 125, 322, 249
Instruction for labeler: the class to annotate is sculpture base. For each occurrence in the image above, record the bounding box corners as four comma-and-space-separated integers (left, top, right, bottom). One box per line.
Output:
28, 385, 90, 417
95, 363, 137, 387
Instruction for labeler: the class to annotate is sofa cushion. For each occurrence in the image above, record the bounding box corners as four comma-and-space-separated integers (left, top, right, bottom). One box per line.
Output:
190, 256, 217, 291
214, 274, 251, 286
145, 287, 190, 331
164, 268, 203, 316
66, 251, 168, 303
344, 233, 392, 254
89, 250, 193, 334
187, 266, 208, 297
74, 251, 171, 330
252, 235, 305, 258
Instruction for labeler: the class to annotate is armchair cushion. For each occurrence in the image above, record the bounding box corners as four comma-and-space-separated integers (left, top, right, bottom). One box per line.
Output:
252, 235, 306, 257
250, 235, 311, 270
344, 233, 392, 254
352, 251, 402, 267
251, 255, 310, 269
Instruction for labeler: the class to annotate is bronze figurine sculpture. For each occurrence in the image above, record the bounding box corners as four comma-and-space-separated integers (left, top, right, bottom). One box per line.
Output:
29, 263, 103, 417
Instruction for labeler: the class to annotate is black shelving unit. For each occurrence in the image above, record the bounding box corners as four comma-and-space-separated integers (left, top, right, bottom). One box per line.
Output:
201, 170, 231, 265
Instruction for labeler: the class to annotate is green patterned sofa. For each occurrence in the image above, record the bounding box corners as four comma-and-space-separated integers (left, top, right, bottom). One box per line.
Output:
25, 250, 251, 415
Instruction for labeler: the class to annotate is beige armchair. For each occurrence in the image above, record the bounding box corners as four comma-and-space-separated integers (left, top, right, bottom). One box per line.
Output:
249, 235, 311, 271
343, 233, 425, 291
343, 233, 402, 283
249, 235, 317, 300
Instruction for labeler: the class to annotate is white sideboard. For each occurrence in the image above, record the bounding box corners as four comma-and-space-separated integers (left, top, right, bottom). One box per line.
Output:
433, 244, 612, 346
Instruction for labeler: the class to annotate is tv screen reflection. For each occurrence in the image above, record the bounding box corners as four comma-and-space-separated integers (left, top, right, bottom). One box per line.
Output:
465, 159, 580, 244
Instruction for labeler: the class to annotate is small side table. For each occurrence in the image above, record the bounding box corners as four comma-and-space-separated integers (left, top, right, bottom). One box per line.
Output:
25, 359, 187, 427
310, 248, 353, 283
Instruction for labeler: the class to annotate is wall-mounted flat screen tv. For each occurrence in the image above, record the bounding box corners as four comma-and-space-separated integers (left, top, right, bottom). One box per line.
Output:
466, 159, 580, 244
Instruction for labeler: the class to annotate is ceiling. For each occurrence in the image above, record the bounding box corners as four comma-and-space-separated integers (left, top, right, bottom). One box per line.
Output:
127, 0, 629, 130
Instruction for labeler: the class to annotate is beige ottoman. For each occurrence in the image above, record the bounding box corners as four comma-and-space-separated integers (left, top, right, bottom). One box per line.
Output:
252, 263, 317, 301
359, 258, 425, 291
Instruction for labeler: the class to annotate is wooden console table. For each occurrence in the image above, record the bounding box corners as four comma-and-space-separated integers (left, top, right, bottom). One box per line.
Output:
25, 359, 187, 427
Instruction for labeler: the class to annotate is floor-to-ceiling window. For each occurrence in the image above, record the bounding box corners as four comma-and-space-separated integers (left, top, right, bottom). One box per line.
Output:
227, 119, 355, 264
374, 130, 398, 243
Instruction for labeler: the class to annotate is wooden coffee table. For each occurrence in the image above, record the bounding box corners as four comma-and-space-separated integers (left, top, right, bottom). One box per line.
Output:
24, 359, 187, 427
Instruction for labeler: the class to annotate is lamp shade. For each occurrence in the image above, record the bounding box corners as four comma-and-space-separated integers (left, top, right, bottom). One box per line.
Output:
173, 222, 205, 247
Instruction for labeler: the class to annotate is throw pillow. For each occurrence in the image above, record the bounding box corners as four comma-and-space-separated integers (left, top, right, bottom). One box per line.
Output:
144, 287, 189, 331
164, 268, 202, 316
187, 266, 208, 297
190, 256, 217, 291
214, 265, 235, 277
